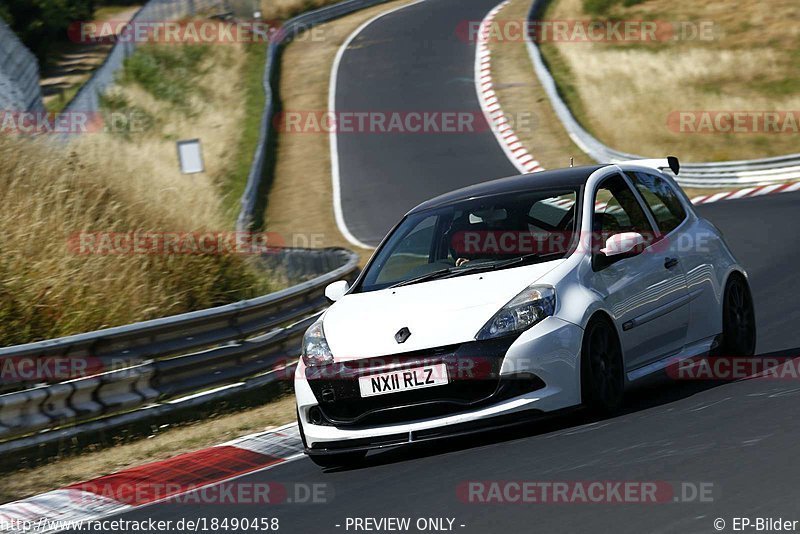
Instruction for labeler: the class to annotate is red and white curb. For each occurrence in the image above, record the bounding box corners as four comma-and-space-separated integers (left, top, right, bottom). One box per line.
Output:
690, 181, 800, 205
475, 0, 543, 175
0, 424, 304, 534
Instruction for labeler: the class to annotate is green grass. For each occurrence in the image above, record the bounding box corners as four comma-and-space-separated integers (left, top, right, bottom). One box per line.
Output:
538, 42, 593, 134
220, 42, 269, 223
119, 45, 211, 109
45, 85, 81, 113
104, 40, 269, 226
98, 91, 157, 136
94, 4, 142, 19
536, 0, 596, 135
583, 0, 645, 16
747, 46, 800, 97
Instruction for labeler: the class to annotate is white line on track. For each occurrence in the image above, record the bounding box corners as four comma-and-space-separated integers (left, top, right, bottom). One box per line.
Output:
329, 0, 430, 250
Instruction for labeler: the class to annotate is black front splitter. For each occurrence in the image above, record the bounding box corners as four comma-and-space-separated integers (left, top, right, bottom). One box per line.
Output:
304, 405, 580, 456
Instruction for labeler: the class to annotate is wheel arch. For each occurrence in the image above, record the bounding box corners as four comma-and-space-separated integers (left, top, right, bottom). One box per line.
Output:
579, 309, 623, 362
579, 309, 625, 403
723, 266, 750, 287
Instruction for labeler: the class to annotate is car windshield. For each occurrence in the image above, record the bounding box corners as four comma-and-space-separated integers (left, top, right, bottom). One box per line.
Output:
357, 188, 581, 292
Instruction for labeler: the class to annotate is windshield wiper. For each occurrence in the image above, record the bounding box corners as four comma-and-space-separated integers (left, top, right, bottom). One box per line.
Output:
490, 252, 544, 269
441, 253, 544, 279
388, 268, 454, 288
388, 253, 552, 289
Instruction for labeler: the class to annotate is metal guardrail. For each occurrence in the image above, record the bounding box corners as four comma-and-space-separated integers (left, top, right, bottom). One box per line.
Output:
0, 17, 44, 112
236, 0, 399, 231
0, 247, 359, 454
525, 0, 800, 188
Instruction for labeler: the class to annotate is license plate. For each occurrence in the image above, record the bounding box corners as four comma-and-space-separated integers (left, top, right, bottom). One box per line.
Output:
358, 363, 449, 398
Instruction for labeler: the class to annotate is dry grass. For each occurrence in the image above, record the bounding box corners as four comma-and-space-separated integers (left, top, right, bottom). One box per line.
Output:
259, 0, 343, 20
1, 395, 297, 504
104, 41, 257, 220
540, 0, 800, 161
485, 0, 721, 200
489, 0, 593, 169
264, 0, 418, 264
1, 1, 418, 501
1, 3, 383, 502
0, 42, 274, 346
0, 1, 406, 503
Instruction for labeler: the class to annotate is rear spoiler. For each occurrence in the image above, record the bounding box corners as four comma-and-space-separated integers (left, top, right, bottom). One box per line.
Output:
620, 156, 680, 175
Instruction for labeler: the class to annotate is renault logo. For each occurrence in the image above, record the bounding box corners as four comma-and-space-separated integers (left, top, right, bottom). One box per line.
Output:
395, 327, 411, 344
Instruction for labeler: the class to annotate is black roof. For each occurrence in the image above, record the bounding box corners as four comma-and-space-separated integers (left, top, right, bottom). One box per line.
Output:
408, 165, 608, 214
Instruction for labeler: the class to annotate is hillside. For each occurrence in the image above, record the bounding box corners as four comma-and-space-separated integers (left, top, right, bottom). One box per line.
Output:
538, 0, 800, 161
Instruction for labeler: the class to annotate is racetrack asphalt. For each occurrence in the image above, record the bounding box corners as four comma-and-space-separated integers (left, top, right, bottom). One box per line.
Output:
65, 192, 800, 534
65, 0, 800, 530
333, 0, 517, 246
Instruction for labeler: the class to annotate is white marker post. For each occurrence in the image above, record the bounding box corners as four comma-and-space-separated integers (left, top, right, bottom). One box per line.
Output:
177, 139, 205, 174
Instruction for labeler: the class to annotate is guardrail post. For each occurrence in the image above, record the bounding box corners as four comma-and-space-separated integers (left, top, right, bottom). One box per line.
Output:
96, 365, 154, 412
0, 387, 50, 439
67, 376, 103, 419
41, 382, 76, 425
134, 365, 159, 402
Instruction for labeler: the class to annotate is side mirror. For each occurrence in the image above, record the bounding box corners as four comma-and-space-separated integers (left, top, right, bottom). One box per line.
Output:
601, 232, 647, 258
324, 280, 349, 302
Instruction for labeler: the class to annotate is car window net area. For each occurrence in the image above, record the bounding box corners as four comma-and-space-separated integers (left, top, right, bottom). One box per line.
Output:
359, 189, 580, 292
626, 171, 688, 235
593, 174, 653, 247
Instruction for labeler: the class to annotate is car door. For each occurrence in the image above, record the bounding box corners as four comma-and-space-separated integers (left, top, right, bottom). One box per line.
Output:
626, 171, 717, 348
590, 173, 690, 372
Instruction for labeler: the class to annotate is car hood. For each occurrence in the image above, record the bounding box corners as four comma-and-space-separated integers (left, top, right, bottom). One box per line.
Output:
322, 259, 563, 360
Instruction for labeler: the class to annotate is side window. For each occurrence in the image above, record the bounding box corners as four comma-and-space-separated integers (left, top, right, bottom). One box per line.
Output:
593, 175, 653, 252
627, 172, 687, 235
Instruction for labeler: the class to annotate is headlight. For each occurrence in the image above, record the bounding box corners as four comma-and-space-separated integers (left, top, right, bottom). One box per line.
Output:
301, 317, 334, 367
476, 285, 556, 340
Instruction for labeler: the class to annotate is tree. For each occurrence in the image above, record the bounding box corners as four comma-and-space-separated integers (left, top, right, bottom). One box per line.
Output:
0, 0, 96, 64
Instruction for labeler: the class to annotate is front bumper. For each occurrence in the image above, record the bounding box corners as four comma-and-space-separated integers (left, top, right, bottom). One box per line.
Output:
295, 316, 583, 451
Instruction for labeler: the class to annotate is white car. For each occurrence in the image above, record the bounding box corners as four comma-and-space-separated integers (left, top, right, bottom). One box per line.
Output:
295, 158, 756, 468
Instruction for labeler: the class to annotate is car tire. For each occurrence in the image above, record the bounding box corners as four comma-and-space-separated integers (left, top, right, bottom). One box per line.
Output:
580, 316, 625, 414
719, 274, 757, 356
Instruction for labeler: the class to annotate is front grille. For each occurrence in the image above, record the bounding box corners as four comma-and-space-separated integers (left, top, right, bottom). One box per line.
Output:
305, 336, 542, 427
